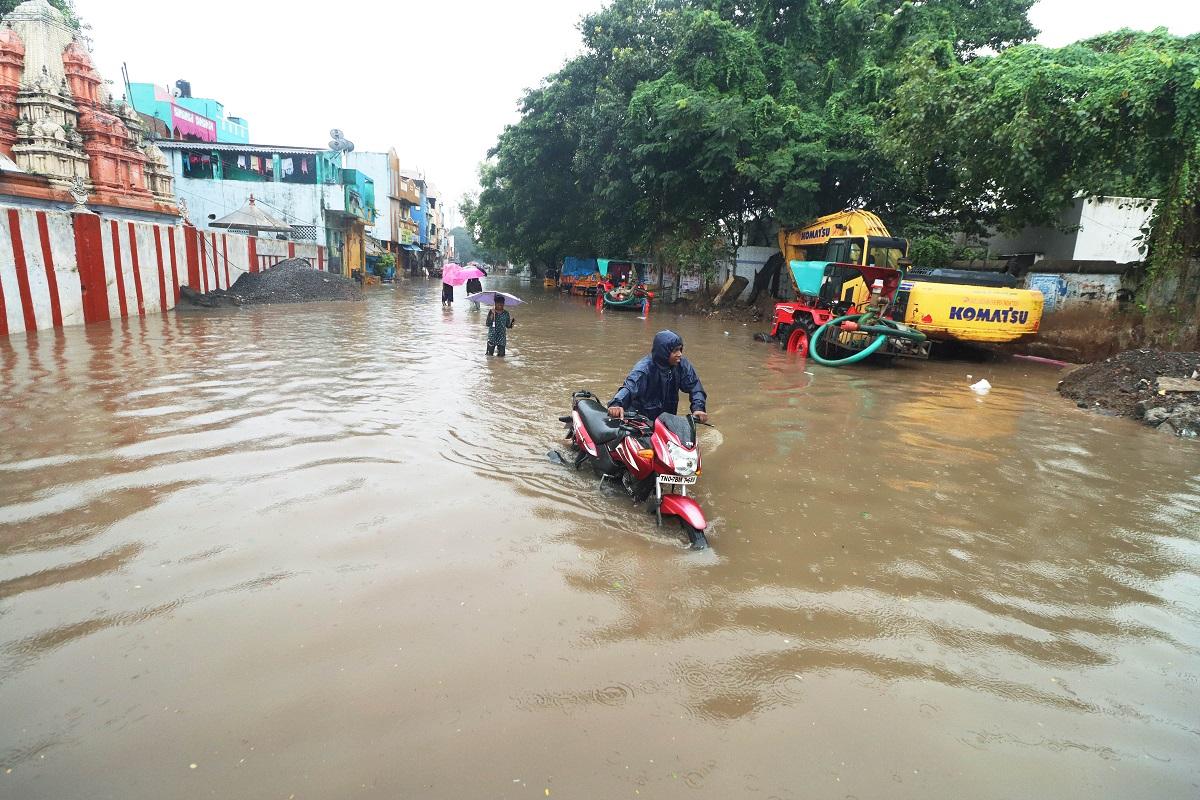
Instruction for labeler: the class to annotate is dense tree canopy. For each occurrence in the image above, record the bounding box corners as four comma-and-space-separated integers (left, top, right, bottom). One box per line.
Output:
472, 0, 1196, 311
887, 28, 1200, 300
470, 0, 1038, 272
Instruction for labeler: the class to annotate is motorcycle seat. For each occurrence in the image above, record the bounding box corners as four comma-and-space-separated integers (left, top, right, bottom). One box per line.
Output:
576, 397, 623, 444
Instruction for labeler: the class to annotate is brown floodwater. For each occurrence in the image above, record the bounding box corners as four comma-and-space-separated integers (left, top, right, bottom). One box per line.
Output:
2, 277, 1198, 799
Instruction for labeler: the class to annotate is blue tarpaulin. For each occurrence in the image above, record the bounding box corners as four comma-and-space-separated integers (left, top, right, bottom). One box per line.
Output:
561, 256, 598, 277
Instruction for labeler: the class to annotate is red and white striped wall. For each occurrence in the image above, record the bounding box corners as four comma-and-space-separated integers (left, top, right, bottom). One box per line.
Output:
0, 207, 83, 335
0, 204, 326, 337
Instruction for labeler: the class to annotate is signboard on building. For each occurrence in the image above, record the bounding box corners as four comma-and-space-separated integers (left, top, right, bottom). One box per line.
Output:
171, 105, 217, 142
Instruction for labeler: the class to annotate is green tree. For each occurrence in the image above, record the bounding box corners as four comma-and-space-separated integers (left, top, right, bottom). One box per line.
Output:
449, 216, 504, 265
887, 28, 1200, 309
472, 0, 1039, 273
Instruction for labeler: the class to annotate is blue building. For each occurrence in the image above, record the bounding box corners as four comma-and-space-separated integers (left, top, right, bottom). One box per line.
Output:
401, 167, 434, 271
128, 80, 250, 144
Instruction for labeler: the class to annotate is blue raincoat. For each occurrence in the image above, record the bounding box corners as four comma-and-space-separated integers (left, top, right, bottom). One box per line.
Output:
609, 331, 707, 420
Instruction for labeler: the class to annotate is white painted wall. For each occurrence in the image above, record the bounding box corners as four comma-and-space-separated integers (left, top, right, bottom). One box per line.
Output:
985, 196, 1155, 263
1073, 196, 1156, 262
0, 207, 189, 334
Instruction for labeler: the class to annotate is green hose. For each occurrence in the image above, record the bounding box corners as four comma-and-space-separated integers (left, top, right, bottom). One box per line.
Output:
853, 323, 927, 342
809, 314, 888, 366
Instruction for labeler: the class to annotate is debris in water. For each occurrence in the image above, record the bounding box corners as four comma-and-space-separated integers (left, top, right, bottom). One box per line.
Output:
970, 379, 991, 394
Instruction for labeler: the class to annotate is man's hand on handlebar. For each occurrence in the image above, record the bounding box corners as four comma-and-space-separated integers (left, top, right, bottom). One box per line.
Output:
607, 406, 624, 420
692, 410, 709, 424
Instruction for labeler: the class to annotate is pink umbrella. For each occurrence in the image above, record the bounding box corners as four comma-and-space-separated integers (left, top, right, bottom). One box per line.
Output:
442, 263, 486, 286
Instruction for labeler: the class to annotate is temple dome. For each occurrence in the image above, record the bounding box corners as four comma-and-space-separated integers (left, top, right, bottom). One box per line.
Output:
11, 0, 65, 22
62, 39, 92, 65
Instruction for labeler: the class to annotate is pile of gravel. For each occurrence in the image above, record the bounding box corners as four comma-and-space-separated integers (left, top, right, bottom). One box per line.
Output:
1058, 349, 1200, 438
179, 258, 363, 307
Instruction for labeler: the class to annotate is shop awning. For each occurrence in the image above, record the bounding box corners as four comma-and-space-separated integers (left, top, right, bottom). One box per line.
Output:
401, 243, 421, 252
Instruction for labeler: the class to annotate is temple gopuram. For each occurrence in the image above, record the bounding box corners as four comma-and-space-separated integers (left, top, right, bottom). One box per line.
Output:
0, 0, 176, 218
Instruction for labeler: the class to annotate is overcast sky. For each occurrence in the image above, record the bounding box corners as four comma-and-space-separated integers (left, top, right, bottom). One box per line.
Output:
79, 0, 1200, 228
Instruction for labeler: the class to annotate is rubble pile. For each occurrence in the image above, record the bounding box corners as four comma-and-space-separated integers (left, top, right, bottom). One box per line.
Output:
179, 258, 363, 307
1058, 349, 1200, 438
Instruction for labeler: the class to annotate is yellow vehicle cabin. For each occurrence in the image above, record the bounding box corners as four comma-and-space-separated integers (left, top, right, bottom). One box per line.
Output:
778, 210, 909, 269
778, 209, 1045, 345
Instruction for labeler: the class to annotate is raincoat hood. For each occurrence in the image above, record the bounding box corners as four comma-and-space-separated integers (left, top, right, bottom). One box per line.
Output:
610, 330, 706, 420
651, 330, 683, 367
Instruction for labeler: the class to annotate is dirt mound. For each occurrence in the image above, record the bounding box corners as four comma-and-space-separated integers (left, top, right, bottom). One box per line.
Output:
1058, 349, 1200, 437
179, 258, 363, 307
670, 292, 775, 325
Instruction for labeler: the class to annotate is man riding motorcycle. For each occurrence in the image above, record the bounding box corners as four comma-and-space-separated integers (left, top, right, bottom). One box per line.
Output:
608, 330, 708, 423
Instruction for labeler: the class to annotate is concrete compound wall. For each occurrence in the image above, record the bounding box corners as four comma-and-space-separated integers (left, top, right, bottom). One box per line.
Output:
0, 204, 325, 337
719, 246, 779, 302
1026, 273, 1130, 313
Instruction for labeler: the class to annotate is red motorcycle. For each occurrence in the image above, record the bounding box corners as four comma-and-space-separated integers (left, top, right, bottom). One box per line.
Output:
554, 391, 709, 549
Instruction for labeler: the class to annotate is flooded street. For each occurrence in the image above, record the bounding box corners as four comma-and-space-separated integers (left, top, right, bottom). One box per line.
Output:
2, 278, 1198, 799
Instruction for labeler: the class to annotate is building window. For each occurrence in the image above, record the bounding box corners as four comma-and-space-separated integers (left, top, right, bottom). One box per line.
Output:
280, 155, 317, 184
220, 151, 275, 182
182, 151, 215, 179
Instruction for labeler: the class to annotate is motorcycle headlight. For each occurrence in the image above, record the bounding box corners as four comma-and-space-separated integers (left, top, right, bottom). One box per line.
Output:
667, 442, 697, 477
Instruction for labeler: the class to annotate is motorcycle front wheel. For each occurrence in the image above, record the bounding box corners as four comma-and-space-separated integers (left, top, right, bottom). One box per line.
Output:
681, 521, 708, 550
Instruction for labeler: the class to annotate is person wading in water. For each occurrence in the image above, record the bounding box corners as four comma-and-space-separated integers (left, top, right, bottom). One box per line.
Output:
485, 295, 516, 356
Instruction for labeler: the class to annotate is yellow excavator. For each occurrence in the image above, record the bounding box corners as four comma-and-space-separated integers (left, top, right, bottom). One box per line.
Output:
777, 210, 1043, 345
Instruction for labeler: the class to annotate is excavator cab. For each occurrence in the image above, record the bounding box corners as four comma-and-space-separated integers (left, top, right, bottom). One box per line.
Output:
823, 236, 908, 269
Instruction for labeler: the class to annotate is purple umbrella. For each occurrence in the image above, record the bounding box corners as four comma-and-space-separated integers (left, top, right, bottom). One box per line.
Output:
442, 263, 486, 286
466, 291, 524, 307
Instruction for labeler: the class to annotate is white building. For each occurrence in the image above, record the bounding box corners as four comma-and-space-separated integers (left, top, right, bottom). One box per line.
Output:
158, 142, 343, 243
157, 141, 377, 275
985, 195, 1156, 264
343, 150, 391, 244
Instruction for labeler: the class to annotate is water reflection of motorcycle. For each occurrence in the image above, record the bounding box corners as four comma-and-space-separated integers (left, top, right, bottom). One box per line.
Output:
551, 390, 710, 549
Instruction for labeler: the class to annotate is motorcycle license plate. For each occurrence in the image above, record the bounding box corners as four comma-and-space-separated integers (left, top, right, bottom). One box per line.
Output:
658, 475, 696, 485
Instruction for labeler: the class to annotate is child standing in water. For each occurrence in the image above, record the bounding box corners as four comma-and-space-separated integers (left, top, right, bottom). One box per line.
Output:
485, 296, 515, 356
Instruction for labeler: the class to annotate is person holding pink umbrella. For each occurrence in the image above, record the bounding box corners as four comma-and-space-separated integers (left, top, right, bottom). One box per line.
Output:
441, 263, 486, 307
